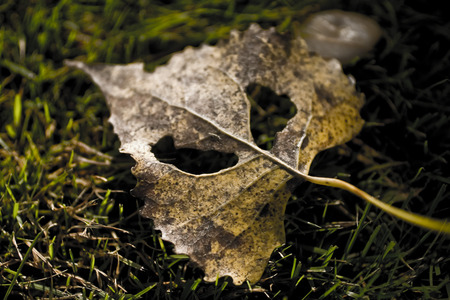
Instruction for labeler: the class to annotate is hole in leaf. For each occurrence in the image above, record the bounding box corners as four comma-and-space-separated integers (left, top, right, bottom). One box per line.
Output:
151, 136, 239, 174
247, 83, 297, 150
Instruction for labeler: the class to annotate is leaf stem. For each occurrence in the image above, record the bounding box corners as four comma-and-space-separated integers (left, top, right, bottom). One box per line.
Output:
266, 150, 450, 235
303, 174, 450, 234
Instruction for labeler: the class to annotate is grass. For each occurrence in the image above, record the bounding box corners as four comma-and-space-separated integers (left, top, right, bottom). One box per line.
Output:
1, 0, 449, 299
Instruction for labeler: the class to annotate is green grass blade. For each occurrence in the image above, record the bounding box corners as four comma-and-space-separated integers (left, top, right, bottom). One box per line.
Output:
3, 231, 43, 300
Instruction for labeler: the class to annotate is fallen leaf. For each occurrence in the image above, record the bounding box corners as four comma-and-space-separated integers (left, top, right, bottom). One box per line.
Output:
66, 24, 365, 284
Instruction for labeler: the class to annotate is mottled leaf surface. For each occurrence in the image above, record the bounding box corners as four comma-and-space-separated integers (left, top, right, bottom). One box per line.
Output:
67, 24, 364, 285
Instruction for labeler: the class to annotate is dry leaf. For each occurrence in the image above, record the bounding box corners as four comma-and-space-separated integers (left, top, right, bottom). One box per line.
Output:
66, 24, 364, 285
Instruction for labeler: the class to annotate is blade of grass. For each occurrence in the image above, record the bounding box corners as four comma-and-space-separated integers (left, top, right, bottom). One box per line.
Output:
3, 231, 43, 300
129, 283, 157, 299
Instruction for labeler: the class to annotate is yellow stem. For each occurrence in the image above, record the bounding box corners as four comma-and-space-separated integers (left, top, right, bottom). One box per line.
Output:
304, 174, 450, 235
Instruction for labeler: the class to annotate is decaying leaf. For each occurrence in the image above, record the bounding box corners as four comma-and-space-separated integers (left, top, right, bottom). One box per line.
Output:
66, 24, 365, 285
